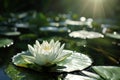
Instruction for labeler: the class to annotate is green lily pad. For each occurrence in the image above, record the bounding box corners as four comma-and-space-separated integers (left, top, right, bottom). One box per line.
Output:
0, 38, 13, 48
65, 74, 96, 80
5, 64, 62, 80
81, 70, 101, 79
57, 50, 92, 72
39, 26, 68, 32
19, 34, 38, 40
92, 66, 120, 80
69, 30, 104, 39
106, 33, 120, 39
6, 64, 100, 80
12, 50, 92, 72
0, 31, 21, 36
5, 64, 23, 80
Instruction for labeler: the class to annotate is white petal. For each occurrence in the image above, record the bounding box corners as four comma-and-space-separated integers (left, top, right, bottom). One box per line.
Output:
26, 40, 70, 66
53, 50, 72, 63
54, 41, 60, 47
50, 39, 54, 45
34, 44, 38, 53
47, 52, 57, 63
35, 40, 41, 47
28, 44, 35, 56
56, 43, 65, 57
35, 53, 49, 65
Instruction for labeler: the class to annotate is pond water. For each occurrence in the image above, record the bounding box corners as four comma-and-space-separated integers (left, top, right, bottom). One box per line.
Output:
0, 14, 120, 80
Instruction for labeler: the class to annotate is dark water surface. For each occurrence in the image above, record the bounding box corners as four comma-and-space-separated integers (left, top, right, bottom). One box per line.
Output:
0, 16, 120, 79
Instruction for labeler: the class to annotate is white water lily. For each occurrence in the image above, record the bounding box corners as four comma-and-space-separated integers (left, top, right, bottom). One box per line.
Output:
21, 40, 72, 66
12, 39, 92, 72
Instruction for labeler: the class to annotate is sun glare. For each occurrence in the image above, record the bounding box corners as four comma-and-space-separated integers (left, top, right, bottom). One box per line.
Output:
92, 0, 105, 18
80, 0, 117, 18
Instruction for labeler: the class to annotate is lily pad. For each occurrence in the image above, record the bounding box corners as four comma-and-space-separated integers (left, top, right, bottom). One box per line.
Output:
12, 50, 92, 72
92, 66, 120, 80
5, 64, 103, 80
57, 50, 92, 72
0, 38, 13, 48
81, 70, 101, 80
39, 26, 68, 32
19, 34, 38, 40
69, 30, 104, 39
5, 64, 61, 80
106, 33, 120, 39
15, 23, 29, 29
65, 74, 96, 80
0, 31, 21, 36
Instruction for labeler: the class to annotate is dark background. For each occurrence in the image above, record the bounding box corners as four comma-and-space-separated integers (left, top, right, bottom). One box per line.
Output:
0, 0, 120, 19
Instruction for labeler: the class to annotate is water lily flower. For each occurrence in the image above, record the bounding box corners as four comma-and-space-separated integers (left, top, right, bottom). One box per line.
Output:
12, 39, 92, 72
20, 40, 72, 66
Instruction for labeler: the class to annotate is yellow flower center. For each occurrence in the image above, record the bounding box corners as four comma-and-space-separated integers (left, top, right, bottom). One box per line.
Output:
43, 46, 51, 51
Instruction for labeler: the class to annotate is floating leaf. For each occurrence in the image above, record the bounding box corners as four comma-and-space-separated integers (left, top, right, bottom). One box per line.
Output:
0, 31, 20, 36
0, 38, 13, 48
19, 34, 38, 40
5, 64, 62, 80
5, 64, 23, 80
106, 33, 120, 39
40, 26, 68, 32
57, 50, 92, 72
12, 50, 92, 72
12, 51, 30, 68
64, 74, 95, 80
69, 30, 104, 39
92, 66, 120, 80
81, 70, 102, 80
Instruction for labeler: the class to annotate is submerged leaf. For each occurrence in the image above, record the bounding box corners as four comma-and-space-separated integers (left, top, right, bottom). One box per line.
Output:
82, 70, 101, 79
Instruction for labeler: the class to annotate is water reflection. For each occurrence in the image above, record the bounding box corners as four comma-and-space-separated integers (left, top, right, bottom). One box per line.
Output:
0, 68, 10, 80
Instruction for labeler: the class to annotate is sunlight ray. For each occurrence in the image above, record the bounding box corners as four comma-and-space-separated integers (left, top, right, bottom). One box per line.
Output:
79, 0, 117, 18
80, 0, 90, 16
